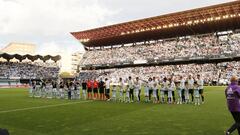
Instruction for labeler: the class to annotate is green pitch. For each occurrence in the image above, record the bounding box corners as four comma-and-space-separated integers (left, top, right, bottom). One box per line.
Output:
0, 87, 236, 135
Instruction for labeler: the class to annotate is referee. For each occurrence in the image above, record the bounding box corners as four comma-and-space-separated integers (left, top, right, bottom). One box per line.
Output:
225, 76, 240, 135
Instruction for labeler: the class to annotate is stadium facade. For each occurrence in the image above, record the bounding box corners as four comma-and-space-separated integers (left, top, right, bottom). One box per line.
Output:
1, 42, 36, 55
71, 51, 84, 74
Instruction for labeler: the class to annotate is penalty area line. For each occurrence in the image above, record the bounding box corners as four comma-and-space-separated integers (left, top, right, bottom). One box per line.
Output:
0, 100, 92, 114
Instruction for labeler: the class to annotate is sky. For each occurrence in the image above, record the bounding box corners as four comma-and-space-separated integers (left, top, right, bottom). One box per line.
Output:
0, 0, 233, 72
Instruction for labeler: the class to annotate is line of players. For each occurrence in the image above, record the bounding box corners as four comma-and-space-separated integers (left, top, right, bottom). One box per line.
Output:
85, 74, 204, 105
29, 80, 85, 100
29, 74, 204, 105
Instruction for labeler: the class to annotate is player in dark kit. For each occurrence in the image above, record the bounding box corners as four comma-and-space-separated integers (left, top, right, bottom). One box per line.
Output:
67, 81, 72, 100
148, 77, 153, 101
81, 80, 87, 100
187, 75, 194, 103
87, 79, 93, 99
59, 81, 65, 99
98, 78, 105, 100
52, 81, 57, 98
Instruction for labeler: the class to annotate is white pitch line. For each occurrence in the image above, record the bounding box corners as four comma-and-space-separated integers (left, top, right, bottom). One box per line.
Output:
0, 101, 91, 114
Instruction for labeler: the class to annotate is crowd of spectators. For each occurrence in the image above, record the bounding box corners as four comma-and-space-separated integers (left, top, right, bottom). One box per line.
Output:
0, 62, 60, 79
79, 61, 240, 85
81, 32, 240, 65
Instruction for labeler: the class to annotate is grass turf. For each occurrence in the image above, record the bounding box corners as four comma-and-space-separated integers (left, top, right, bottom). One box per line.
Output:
0, 86, 236, 135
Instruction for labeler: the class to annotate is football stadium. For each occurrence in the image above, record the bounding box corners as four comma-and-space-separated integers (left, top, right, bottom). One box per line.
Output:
1, 0, 240, 135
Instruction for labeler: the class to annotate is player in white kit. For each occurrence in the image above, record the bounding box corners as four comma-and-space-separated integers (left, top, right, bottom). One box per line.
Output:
125, 78, 131, 103
35, 81, 41, 98
134, 77, 141, 102
143, 78, 149, 103
76, 81, 81, 99
168, 78, 175, 104
152, 77, 158, 103
39, 80, 47, 98
176, 81, 182, 105
29, 80, 33, 97
194, 81, 200, 106
178, 76, 186, 104
70, 82, 75, 100
197, 74, 204, 104
46, 81, 52, 99
161, 77, 169, 103
111, 80, 117, 102
118, 78, 124, 102
184, 81, 190, 104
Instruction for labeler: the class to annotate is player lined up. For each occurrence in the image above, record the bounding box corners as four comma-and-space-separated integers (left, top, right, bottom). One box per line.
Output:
29, 74, 204, 105
98, 75, 203, 105
29, 80, 84, 100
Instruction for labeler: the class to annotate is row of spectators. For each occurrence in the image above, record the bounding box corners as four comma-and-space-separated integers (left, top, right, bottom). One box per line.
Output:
79, 61, 240, 85
81, 32, 240, 65
0, 62, 60, 79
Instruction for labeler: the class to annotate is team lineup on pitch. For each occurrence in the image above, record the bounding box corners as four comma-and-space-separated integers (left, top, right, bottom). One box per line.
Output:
28, 75, 204, 106
1, 1, 240, 135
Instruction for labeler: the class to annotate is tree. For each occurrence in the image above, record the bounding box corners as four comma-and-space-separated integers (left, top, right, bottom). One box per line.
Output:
60, 72, 74, 78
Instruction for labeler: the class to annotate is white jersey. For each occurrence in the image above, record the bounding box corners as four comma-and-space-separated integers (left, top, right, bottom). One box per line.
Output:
180, 79, 185, 89
148, 81, 154, 90
119, 80, 124, 91
168, 81, 175, 91
128, 80, 134, 89
46, 83, 51, 90
187, 78, 194, 89
153, 88, 157, 98
168, 90, 173, 98
152, 80, 158, 90
162, 81, 169, 91
144, 86, 149, 96
168, 82, 174, 98
134, 80, 141, 91
106, 80, 110, 89
112, 87, 117, 98
197, 78, 204, 89
185, 89, 189, 100
194, 86, 200, 98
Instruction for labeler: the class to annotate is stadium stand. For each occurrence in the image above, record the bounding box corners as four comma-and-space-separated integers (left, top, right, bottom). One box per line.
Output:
0, 62, 59, 79
0, 54, 61, 87
80, 33, 240, 65
71, 1, 240, 85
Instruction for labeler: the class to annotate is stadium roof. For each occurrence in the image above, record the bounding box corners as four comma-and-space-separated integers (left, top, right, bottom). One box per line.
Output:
0, 53, 61, 62
71, 1, 240, 47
